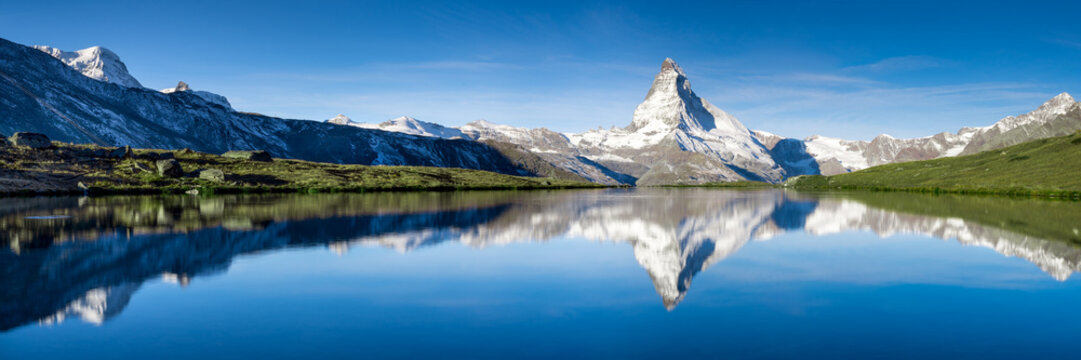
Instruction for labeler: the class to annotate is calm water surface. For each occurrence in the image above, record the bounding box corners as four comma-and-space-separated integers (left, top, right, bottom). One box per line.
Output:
2, 189, 1081, 359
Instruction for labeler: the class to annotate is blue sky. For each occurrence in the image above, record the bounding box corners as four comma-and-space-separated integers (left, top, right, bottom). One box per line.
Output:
2, 0, 1080, 139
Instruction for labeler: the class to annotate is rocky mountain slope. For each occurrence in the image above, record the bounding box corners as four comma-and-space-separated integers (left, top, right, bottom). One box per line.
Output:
787, 131, 1081, 197
32, 45, 143, 88
0, 38, 536, 177
772, 93, 1081, 175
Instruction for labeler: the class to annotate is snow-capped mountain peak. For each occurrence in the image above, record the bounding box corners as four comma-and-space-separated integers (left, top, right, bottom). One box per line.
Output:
326, 114, 355, 125
33, 45, 143, 88
627, 58, 746, 136
380, 116, 464, 138
986, 92, 1076, 134
160, 81, 233, 110
660, 57, 685, 76
330, 115, 465, 138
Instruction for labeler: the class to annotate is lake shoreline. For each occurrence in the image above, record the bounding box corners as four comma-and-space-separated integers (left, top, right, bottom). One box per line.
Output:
0, 140, 609, 197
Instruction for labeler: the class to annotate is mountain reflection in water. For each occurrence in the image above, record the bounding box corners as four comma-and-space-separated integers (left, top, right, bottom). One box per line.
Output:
2, 189, 1080, 331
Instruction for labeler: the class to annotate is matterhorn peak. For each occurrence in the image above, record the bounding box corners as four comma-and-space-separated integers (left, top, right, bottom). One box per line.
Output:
626, 58, 747, 135
660, 57, 686, 76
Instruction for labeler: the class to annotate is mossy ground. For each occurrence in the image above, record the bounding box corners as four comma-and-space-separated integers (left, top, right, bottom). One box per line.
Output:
0, 142, 603, 196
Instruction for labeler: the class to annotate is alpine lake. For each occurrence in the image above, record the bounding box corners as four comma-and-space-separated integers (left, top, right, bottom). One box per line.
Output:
3, 188, 1081, 359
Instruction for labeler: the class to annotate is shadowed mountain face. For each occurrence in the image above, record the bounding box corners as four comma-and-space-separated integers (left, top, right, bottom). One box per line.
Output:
4, 190, 1081, 331
0, 38, 530, 176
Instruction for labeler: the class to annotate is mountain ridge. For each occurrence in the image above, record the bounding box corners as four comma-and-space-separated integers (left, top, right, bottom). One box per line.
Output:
0, 38, 536, 177
7, 37, 1079, 185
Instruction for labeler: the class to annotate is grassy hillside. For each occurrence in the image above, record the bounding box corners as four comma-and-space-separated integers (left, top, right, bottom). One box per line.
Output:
788, 131, 1081, 198
0, 142, 603, 196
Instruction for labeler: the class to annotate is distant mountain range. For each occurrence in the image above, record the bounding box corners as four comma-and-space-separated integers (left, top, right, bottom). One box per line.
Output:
2, 37, 1078, 185
329, 61, 1081, 183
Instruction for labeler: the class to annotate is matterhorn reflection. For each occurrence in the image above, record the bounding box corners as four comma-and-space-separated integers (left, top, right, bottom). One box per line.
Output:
3, 189, 1081, 330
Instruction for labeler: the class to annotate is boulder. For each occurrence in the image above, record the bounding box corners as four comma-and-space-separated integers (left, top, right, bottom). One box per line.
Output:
198, 168, 225, 182
8, 132, 52, 149
108, 146, 133, 159
155, 159, 184, 178
222, 150, 273, 162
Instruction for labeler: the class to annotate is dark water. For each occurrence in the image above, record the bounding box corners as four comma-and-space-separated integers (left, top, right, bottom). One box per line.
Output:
2, 189, 1081, 359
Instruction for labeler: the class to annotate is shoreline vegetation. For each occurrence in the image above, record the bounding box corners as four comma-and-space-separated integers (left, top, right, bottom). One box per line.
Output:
0, 134, 607, 197
4, 131, 1079, 199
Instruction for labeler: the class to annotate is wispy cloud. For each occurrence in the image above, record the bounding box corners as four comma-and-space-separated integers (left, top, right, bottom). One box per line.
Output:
843, 55, 948, 73
707, 81, 1051, 139
736, 73, 879, 86
1046, 38, 1081, 50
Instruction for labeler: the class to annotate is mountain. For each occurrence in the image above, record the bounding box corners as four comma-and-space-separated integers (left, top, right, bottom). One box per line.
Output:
32, 45, 143, 88
0, 38, 534, 177
347, 59, 786, 185
12, 37, 1079, 185
566, 58, 784, 185
326, 114, 357, 126
331, 115, 465, 138
787, 131, 1081, 195
960, 92, 1080, 155
160, 81, 232, 110
330, 59, 1077, 183
780, 92, 1081, 175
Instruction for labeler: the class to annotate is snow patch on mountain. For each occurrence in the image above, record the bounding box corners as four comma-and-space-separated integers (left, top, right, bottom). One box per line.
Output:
333, 116, 465, 138
33, 45, 143, 88
160, 81, 233, 110
982, 92, 1075, 135
326, 114, 356, 126
792, 92, 1079, 174
467, 58, 785, 184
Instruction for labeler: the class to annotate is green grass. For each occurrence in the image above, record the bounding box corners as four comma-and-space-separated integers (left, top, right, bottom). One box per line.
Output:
787, 131, 1081, 199
0, 142, 605, 196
